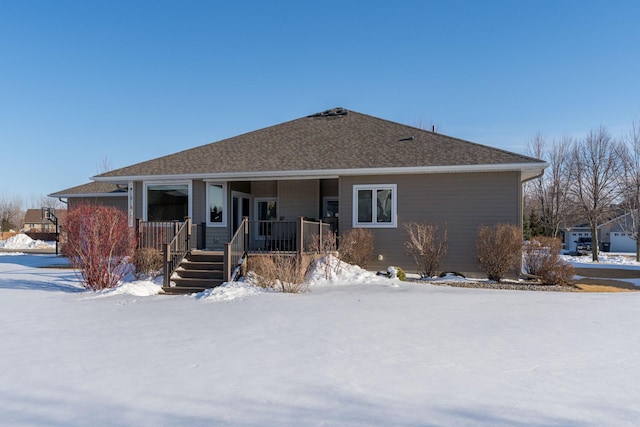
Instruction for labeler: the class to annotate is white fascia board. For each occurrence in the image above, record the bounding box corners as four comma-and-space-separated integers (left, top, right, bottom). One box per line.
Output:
48, 193, 127, 198
91, 162, 549, 182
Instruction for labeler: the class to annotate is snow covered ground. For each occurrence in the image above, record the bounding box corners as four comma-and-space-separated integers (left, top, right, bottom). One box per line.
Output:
1, 253, 640, 426
0, 233, 55, 251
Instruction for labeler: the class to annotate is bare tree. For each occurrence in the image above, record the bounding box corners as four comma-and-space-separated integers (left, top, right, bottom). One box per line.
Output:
0, 193, 24, 236
525, 133, 574, 238
569, 126, 624, 261
619, 120, 640, 260
96, 155, 112, 174
27, 194, 65, 210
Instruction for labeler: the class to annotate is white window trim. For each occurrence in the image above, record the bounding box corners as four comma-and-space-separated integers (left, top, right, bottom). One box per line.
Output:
205, 182, 227, 227
352, 184, 397, 228
142, 180, 193, 221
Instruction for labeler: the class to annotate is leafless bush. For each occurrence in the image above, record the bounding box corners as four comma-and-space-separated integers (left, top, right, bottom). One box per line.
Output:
523, 236, 574, 286
476, 224, 522, 282
133, 247, 163, 279
403, 222, 448, 277
247, 253, 313, 293
62, 204, 136, 290
308, 230, 342, 279
338, 228, 374, 268
308, 230, 338, 255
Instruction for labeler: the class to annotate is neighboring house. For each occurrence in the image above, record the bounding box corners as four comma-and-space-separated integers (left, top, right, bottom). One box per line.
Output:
599, 213, 637, 253
50, 107, 547, 275
563, 226, 592, 254
22, 208, 66, 233
564, 213, 638, 254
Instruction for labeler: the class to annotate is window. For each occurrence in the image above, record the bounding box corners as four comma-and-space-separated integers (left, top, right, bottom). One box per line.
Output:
353, 184, 397, 228
255, 198, 278, 238
145, 183, 190, 221
207, 183, 227, 226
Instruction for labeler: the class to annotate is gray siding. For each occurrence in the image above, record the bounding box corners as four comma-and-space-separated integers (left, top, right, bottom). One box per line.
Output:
278, 180, 320, 220
192, 180, 206, 224
68, 196, 128, 211
205, 227, 227, 250
252, 180, 277, 197
320, 179, 339, 197
339, 172, 522, 276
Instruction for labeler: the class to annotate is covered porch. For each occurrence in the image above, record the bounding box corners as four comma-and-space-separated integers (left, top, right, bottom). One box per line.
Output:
136, 216, 331, 292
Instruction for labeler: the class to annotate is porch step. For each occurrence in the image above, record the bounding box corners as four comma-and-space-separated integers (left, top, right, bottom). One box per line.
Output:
162, 250, 225, 294
188, 250, 223, 263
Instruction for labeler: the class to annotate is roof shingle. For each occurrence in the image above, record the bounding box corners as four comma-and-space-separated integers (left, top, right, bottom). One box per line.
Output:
94, 108, 544, 179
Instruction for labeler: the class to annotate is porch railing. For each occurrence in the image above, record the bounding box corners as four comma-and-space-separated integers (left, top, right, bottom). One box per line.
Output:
301, 219, 332, 252
162, 218, 192, 288
224, 217, 248, 282
136, 219, 184, 251
136, 219, 205, 251
247, 218, 331, 254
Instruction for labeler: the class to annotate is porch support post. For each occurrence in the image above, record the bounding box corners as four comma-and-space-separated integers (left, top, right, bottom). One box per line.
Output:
297, 217, 304, 256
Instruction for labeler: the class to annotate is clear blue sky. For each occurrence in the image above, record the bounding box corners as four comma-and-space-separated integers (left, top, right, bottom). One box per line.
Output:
1, 1, 639, 206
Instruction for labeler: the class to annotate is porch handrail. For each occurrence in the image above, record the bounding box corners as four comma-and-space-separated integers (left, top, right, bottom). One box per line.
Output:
163, 217, 192, 288
224, 217, 248, 282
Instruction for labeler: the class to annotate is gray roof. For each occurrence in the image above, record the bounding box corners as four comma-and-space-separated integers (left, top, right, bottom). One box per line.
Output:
23, 208, 66, 224
49, 181, 128, 198
94, 108, 544, 180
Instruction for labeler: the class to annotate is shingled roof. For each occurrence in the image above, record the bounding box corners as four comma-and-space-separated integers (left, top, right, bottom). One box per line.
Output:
49, 181, 128, 198
91, 108, 544, 181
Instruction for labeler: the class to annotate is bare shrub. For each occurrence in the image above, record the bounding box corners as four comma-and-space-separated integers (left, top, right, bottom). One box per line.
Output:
308, 230, 342, 279
403, 222, 448, 277
476, 224, 522, 282
524, 236, 575, 286
62, 204, 137, 291
338, 228, 374, 268
247, 253, 313, 293
308, 230, 338, 255
133, 247, 163, 279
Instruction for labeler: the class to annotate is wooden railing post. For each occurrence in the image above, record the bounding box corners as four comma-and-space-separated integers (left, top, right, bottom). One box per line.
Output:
243, 216, 249, 250
163, 242, 170, 287
224, 242, 231, 282
185, 217, 191, 250
319, 220, 324, 250
297, 217, 304, 256
135, 218, 142, 248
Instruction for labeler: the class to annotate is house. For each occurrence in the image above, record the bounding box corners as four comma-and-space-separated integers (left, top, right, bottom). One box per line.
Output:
22, 208, 66, 233
563, 226, 592, 255
599, 213, 637, 253
50, 107, 547, 277
564, 213, 638, 254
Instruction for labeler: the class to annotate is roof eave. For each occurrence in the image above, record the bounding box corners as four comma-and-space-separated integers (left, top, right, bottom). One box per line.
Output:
47, 192, 128, 198
91, 162, 549, 183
